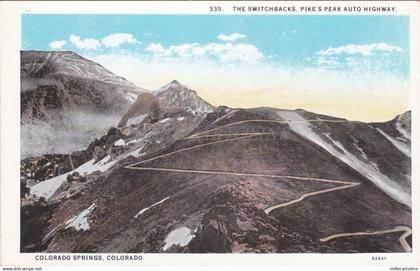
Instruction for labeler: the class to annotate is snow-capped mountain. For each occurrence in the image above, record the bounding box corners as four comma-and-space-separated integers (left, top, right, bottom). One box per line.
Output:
116, 80, 214, 128
275, 109, 411, 206
154, 80, 214, 115
21, 51, 147, 158
21, 50, 146, 119
19, 52, 412, 254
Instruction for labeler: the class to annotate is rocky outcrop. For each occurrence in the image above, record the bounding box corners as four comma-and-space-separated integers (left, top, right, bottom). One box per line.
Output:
117, 80, 214, 128
117, 93, 160, 128
154, 80, 214, 115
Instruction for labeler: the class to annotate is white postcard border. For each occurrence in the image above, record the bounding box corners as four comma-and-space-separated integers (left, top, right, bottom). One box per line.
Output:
1, 1, 419, 267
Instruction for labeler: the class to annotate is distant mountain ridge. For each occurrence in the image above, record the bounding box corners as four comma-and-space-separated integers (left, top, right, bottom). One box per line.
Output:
21, 50, 147, 158
21, 50, 147, 120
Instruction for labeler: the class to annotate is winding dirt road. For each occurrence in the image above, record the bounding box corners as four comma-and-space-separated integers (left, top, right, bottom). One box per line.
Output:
126, 118, 411, 252
127, 134, 266, 167
320, 225, 412, 252
189, 118, 351, 138
263, 181, 359, 214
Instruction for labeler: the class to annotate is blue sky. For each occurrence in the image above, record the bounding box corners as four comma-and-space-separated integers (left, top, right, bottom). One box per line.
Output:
22, 15, 409, 74
22, 15, 410, 121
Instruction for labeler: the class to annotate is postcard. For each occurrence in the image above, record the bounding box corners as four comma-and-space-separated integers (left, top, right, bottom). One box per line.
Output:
1, 0, 419, 268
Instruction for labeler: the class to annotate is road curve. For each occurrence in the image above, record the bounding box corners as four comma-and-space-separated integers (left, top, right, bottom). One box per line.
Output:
187, 132, 274, 139
127, 133, 266, 167
264, 182, 359, 214
126, 118, 410, 252
189, 119, 351, 138
320, 225, 412, 252
127, 166, 359, 185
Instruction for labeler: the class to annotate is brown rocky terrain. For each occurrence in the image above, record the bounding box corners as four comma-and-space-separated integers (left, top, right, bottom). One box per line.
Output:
20, 52, 412, 253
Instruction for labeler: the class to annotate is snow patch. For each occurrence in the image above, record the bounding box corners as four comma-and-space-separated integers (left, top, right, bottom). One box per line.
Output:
126, 138, 141, 145
376, 128, 411, 158
125, 148, 146, 158
74, 155, 118, 176
114, 139, 125, 146
323, 133, 346, 154
134, 196, 170, 218
159, 118, 172, 123
352, 141, 369, 161
177, 117, 185, 121
162, 227, 195, 251
122, 130, 155, 158
65, 203, 96, 231
126, 114, 146, 126
277, 110, 411, 207
30, 155, 117, 200
125, 92, 138, 102
53, 52, 138, 89
29, 173, 68, 201
155, 80, 186, 94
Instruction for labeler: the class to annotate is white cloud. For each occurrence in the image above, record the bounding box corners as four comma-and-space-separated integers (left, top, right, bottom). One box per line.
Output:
69, 35, 101, 50
145, 43, 166, 54
49, 40, 67, 49
90, 52, 409, 122
317, 43, 402, 56
101, 33, 139, 48
315, 43, 405, 71
67, 33, 139, 50
217, 33, 247, 42
316, 57, 340, 67
144, 42, 263, 63
162, 43, 201, 58
204, 42, 263, 62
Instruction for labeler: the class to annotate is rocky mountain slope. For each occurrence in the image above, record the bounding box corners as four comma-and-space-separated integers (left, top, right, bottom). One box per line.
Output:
371, 111, 411, 158
154, 80, 214, 115
21, 50, 147, 158
20, 52, 411, 253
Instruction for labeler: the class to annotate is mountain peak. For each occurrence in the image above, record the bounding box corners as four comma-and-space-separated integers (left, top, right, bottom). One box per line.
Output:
154, 81, 214, 114
20, 50, 146, 157
156, 80, 188, 93
170, 79, 181, 85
